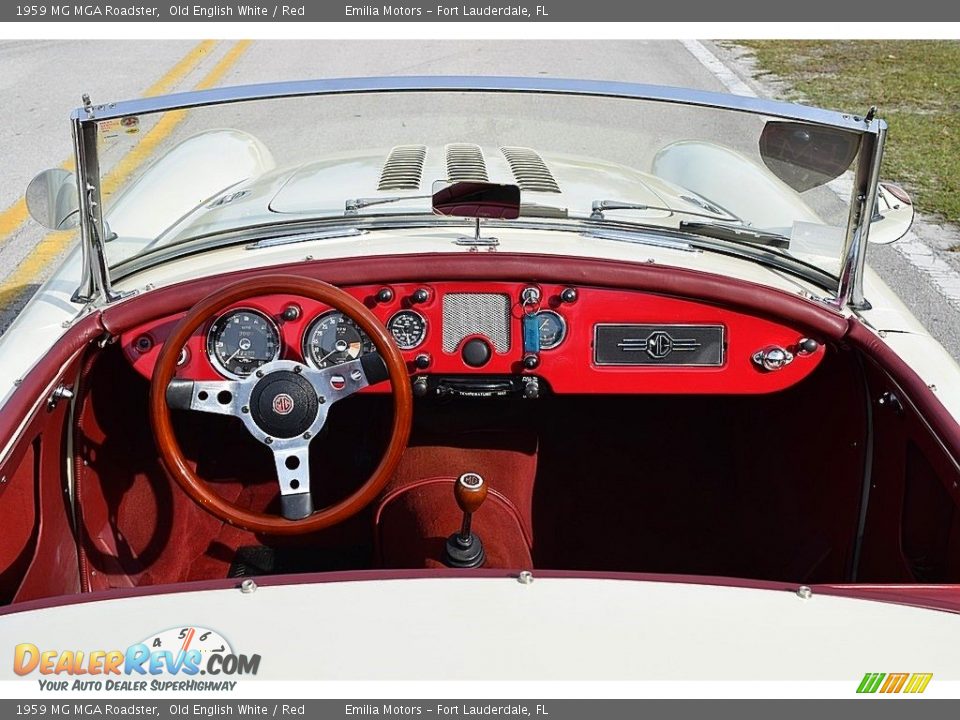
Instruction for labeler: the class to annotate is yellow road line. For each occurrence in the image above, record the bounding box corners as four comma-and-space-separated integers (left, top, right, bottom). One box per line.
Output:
102, 40, 253, 201
0, 40, 252, 311
0, 40, 216, 252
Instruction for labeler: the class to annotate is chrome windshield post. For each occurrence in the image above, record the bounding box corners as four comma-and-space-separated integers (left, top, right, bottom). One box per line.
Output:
835, 120, 886, 311
70, 111, 123, 305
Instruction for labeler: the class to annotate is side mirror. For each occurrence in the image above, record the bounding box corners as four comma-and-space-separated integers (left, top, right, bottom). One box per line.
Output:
868, 182, 914, 245
759, 121, 861, 192
25, 168, 79, 230
432, 181, 521, 220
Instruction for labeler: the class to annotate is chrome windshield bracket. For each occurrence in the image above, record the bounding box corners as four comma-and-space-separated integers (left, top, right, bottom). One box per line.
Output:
834, 120, 886, 310
70, 113, 129, 305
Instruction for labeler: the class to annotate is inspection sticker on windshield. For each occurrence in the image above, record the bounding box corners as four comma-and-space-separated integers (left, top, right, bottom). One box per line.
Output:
98, 115, 140, 141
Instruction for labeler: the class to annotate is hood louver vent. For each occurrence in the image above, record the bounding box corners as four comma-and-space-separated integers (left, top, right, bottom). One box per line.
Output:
500, 147, 561, 193
445, 144, 489, 182
378, 145, 427, 191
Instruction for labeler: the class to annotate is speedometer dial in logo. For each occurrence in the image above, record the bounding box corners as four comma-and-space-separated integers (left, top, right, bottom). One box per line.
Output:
142, 626, 233, 658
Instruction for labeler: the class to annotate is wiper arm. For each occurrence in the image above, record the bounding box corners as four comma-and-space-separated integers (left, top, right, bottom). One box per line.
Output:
345, 194, 430, 214
345, 195, 567, 219
590, 199, 738, 223
589, 199, 787, 249
678, 221, 790, 249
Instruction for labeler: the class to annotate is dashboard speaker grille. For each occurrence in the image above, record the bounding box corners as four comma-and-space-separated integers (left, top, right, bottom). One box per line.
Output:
442, 293, 511, 353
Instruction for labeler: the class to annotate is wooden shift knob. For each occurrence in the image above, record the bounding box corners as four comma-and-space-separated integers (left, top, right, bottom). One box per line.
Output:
455, 473, 487, 515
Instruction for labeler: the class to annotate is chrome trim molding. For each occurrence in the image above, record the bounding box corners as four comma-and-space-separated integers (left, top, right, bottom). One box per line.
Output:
73, 76, 879, 132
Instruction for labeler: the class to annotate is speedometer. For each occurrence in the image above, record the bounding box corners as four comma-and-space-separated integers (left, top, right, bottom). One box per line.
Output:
303, 311, 375, 369
388, 310, 427, 350
206, 309, 281, 378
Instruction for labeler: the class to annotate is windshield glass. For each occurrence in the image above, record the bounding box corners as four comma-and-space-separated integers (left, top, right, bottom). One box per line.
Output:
95, 89, 862, 282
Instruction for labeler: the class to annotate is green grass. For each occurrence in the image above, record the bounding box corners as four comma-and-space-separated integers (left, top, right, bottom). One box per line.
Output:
735, 41, 960, 228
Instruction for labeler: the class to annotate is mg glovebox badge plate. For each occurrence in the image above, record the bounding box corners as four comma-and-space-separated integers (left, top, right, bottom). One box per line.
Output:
593, 324, 725, 366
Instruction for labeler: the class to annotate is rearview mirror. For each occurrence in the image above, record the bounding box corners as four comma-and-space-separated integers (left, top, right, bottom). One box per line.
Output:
432, 181, 521, 220
759, 121, 861, 193
25, 168, 79, 230
868, 182, 914, 245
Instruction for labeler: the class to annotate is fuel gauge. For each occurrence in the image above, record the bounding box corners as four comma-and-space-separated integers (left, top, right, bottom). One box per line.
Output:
534, 310, 566, 350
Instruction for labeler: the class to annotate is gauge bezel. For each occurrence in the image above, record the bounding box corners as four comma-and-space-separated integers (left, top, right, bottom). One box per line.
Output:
206, 307, 282, 379
302, 310, 374, 370
535, 310, 567, 350
387, 309, 429, 351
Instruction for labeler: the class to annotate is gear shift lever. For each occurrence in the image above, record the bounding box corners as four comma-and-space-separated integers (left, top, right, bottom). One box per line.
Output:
443, 472, 487, 568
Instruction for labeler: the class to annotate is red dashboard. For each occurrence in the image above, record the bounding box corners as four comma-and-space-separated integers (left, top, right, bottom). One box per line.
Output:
120, 281, 825, 395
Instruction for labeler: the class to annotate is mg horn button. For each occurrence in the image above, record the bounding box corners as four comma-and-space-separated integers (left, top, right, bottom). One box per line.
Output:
249, 371, 319, 439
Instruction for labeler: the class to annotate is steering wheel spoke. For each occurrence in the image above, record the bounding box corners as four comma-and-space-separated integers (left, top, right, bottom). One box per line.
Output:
271, 443, 314, 520
166, 378, 244, 416
302, 353, 388, 406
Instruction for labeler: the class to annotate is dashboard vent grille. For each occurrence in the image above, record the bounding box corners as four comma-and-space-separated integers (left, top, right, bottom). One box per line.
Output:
445, 144, 489, 182
500, 147, 561, 193
442, 293, 511, 353
378, 145, 427, 191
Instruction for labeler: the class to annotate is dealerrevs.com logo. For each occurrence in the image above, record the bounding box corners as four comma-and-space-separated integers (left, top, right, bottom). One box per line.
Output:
13, 626, 260, 692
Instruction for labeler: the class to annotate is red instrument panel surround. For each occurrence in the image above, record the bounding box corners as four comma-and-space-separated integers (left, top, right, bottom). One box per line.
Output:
121, 282, 825, 394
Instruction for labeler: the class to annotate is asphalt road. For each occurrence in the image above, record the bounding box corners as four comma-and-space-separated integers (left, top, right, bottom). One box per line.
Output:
1, 39, 958, 360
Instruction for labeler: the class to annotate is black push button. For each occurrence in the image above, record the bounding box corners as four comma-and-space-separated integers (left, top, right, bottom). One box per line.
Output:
462, 338, 491, 367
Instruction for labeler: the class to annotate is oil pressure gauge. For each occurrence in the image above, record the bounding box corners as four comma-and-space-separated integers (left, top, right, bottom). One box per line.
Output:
388, 310, 427, 350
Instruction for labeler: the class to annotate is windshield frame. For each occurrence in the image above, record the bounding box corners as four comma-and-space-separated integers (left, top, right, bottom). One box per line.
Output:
68, 76, 886, 308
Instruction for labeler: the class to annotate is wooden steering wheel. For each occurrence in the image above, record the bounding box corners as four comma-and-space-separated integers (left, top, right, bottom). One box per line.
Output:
148, 275, 413, 535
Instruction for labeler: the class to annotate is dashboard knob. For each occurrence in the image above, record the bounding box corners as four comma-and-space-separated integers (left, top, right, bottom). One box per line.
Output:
560, 287, 578, 304
412, 377, 430, 398
462, 338, 491, 368
411, 287, 431, 304
523, 354, 540, 370
376, 287, 394, 303
414, 353, 431, 369
281, 304, 301, 321
798, 338, 820, 354
523, 377, 540, 399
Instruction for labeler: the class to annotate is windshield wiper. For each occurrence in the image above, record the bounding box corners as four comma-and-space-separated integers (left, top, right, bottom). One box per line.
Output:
588, 199, 790, 249
345, 194, 568, 218
345, 194, 430, 214
678, 221, 791, 249
590, 199, 738, 223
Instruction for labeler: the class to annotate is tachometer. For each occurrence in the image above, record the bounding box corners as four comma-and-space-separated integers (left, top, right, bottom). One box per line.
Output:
388, 310, 427, 350
206, 308, 281, 378
303, 311, 375, 369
